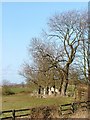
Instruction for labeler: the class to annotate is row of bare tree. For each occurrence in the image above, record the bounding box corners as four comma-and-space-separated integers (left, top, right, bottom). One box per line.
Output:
20, 10, 90, 96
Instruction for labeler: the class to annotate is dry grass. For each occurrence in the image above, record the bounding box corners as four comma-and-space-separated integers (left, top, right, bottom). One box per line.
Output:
60, 108, 89, 119
70, 109, 89, 118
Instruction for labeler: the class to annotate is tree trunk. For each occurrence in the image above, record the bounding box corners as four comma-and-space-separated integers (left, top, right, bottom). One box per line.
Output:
88, 1, 90, 83
64, 79, 68, 96
46, 86, 49, 95
74, 84, 77, 100
59, 76, 64, 94
38, 86, 41, 94
83, 38, 87, 81
64, 64, 69, 96
88, 2, 90, 101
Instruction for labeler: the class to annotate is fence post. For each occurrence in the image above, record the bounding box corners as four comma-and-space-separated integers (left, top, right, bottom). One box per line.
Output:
58, 105, 62, 115
12, 110, 15, 120
71, 103, 75, 113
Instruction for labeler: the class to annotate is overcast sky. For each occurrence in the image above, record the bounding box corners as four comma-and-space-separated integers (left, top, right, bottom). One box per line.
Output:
1, 2, 88, 84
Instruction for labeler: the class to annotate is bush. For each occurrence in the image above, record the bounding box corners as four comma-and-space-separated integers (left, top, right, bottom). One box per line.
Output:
30, 105, 59, 119
2, 86, 15, 95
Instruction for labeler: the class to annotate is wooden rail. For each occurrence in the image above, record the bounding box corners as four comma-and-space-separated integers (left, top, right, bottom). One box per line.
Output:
0, 100, 90, 119
0, 108, 31, 120
59, 100, 90, 115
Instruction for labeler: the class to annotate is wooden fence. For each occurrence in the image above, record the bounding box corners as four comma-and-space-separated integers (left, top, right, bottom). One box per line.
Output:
59, 100, 90, 115
0, 100, 90, 119
0, 108, 31, 120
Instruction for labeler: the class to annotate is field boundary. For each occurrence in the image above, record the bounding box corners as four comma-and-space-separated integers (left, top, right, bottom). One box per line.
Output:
0, 100, 90, 119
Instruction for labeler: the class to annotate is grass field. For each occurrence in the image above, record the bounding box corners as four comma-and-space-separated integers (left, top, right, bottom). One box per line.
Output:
2, 93, 74, 110
1, 85, 76, 111
1, 84, 88, 119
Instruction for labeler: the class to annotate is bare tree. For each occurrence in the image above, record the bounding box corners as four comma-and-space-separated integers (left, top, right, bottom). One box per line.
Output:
71, 11, 88, 82
20, 38, 66, 95
20, 10, 88, 96
44, 10, 87, 95
20, 38, 55, 93
76, 37, 88, 81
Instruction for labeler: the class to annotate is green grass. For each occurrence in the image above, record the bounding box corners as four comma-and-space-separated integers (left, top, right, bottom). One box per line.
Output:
2, 93, 74, 111
1, 85, 75, 111
11, 87, 30, 94
2, 86, 33, 95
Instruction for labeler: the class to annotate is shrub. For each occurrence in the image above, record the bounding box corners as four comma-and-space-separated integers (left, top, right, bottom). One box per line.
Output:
2, 86, 15, 95
30, 105, 59, 119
